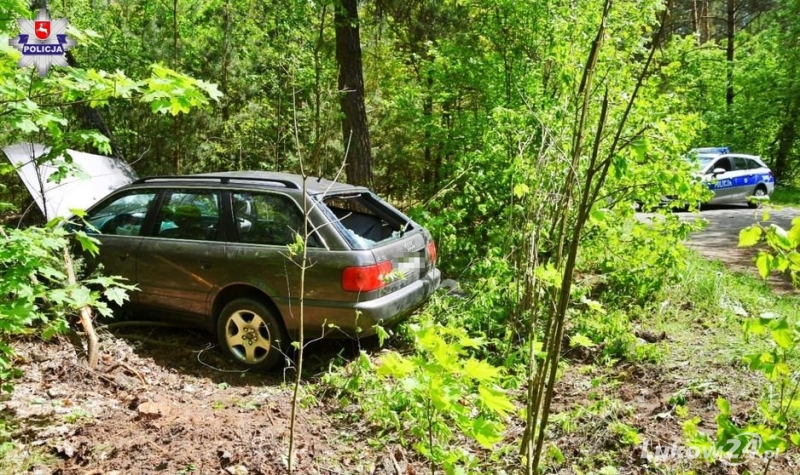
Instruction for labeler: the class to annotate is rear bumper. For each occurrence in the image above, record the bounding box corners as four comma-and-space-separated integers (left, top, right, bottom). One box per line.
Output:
354, 267, 442, 334
283, 268, 442, 339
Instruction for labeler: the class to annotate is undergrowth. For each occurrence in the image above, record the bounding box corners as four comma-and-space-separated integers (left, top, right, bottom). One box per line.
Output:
319, 247, 800, 474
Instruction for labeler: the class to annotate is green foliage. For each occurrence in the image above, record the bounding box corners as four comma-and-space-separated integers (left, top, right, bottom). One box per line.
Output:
771, 186, 800, 207
684, 311, 800, 466
324, 315, 514, 473
582, 208, 701, 305
0, 1, 215, 399
0, 219, 135, 393
739, 216, 800, 285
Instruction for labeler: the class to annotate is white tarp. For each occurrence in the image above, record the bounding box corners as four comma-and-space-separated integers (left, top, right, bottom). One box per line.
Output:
3, 143, 138, 219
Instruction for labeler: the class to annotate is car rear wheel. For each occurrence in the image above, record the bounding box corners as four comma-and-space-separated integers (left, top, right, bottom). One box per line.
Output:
217, 298, 286, 370
748, 186, 767, 208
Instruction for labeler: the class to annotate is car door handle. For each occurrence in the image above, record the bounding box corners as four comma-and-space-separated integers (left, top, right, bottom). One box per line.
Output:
200, 262, 212, 270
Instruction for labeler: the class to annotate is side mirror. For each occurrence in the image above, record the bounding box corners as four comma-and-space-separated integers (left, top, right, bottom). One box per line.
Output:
712, 167, 726, 175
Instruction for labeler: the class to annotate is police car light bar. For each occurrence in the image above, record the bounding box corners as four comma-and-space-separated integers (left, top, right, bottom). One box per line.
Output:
690, 146, 730, 154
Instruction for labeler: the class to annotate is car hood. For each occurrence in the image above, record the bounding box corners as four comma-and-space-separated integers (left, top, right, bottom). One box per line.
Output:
3, 143, 138, 219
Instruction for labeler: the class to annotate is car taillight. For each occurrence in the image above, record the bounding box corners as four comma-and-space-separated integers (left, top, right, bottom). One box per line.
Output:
427, 240, 437, 264
342, 261, 393, 292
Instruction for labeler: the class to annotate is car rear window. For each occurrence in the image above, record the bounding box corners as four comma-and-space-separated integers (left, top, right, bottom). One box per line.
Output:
154, 190, 221, 241
321, 193, 414, 249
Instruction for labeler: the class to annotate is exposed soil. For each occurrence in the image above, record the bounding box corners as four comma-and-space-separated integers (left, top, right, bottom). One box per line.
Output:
551, 343, 800, 474
1, 327, 422, 475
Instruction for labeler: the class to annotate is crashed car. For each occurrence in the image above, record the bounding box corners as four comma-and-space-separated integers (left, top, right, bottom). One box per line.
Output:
687, 147, 775, 207
4, 144, 441, 369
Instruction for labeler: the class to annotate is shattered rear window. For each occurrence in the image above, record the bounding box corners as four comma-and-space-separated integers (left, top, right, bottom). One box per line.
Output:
321, 193, 413, 249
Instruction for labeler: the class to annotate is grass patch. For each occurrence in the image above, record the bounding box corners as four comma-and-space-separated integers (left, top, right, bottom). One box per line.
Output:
771, 185, 800, 207
0, 443, 55, 475
545, 253, 800, 474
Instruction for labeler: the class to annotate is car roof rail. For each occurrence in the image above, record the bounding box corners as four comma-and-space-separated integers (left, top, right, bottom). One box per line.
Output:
132, 175, 300, 189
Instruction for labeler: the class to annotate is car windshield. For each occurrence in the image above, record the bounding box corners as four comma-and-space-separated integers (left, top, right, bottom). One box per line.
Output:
698, 156, 715, 168
684, 154, 717, 170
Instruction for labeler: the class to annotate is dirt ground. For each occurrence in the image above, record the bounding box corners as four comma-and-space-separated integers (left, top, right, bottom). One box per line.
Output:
1, 327, 421, 475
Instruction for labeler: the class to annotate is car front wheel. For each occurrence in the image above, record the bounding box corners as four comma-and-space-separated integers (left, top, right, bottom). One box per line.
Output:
748, 186, 768, 208
217, 298, 286, 370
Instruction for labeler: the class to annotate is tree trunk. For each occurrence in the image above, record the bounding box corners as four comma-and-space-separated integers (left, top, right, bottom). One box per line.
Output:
774, 103, 798, 182
63, 248, 99, 370
335, 0, 374, 187
423, 73, 434, 192
701, 0, 710, 43
726, 0, 735, 110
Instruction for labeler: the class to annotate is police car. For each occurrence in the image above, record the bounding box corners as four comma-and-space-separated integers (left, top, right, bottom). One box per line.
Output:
688, 147, 775, 207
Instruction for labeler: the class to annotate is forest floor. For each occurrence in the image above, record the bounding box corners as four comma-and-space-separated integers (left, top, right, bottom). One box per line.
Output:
1, 329, 420, 475
1, 205, 799, 475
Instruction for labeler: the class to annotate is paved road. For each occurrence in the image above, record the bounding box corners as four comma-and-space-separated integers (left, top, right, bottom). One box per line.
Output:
679, 204, 797, 256
639, 204, 799, 289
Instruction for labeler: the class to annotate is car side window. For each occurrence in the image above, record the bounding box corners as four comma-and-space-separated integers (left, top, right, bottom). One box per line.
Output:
712, 157, 732, 172
747, 159, 761, 170
155, 190, 221, 241
232, 192, 306, 246
733, 157, 749, 170
85, 191, 156, 236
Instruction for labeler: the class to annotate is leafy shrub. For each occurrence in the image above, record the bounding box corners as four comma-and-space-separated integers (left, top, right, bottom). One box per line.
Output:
740, 214, 800, 286
684, 311, 800, 467
0, 220, 132, 392
322, 315, 515, 473
581, 208, 699, 306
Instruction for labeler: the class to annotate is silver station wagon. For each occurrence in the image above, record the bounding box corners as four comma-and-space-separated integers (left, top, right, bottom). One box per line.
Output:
76, 172, 441, 369
4, 144, 442, 370
73, 172, 441, 369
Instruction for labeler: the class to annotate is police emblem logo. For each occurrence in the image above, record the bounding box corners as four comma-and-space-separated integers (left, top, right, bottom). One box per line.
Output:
8, 9, 76, 77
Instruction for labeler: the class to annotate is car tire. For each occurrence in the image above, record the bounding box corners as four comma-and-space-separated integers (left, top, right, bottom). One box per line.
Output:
748, 186, 767, 209
217, 298, 286, 370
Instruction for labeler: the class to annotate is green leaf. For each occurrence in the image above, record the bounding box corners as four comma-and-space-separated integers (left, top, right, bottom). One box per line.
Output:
463, 359, 501, 382
196, 79, 223, 101
788, 221, 800, 248
513, 183, 529, 198
589, 208, 608, 224
14, 119, 38, 133
770, 319, 794, 349
478, 384, 515, 415
103, 287, 129, 307
739, 226, 762, 247
717, 397, 731, 416
376, 352, 414, 378
756, 252, 774, 279
75, 231, 100, 256
470, 418, 503, 448
570, 333, 596, 348
374, 324, 389, 347
458, 335, 484, 349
